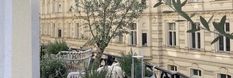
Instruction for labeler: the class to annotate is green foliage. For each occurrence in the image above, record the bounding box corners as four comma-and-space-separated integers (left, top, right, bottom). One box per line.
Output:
78, 0, 146, 50
118, 53, 153, 78
154, 0, 233, 44
40, 44, 47, 60
40, 56, 68, 78
82, 68, 108, 78
47, 40, 69, 54
76, 0, 146, 68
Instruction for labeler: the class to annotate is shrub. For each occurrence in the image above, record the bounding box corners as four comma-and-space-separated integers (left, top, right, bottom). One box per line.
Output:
40, 44, 47, 60
118, 53, 153, 78
40, 56, 68, 78
46, 40, 69, 54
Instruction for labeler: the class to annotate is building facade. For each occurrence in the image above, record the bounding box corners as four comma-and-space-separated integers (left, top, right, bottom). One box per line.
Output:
40, 0, 233, 78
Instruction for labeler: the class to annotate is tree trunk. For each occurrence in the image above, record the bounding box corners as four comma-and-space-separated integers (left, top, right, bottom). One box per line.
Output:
92, 47, 104, 70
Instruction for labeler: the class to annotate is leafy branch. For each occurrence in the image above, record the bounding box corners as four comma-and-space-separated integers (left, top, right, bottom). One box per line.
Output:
154, 0, 233, 44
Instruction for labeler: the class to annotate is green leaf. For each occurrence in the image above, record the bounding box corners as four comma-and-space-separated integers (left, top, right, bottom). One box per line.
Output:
200, 16, 210, 31
211, 36, 221, 44
181, 0, 188, 7
179, 11, 193, 23
153, 2, 162, 7
213, 22, 225, 34
187, 28, 199, 33
225, 34, 233, 39
172, 0, 182, 11
190, 13, 196, 18
208, 15, 214, 24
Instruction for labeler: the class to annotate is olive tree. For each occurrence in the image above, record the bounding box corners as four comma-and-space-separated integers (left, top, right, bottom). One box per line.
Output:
154, 0, 233, 44
76, 0, 146, 68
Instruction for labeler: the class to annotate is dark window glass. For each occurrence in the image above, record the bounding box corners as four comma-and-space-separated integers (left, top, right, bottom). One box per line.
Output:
192, 33, 196, 48
142, 33, 147, 46
58, 29, 62, 38
169, 32, 172, 46
219, 36, 224, 51
193, 69, 198, 75
197, 32, 201, 48
174, 32, 176, 46
199, 70, 201, 76
226, 37, 230, 51
130, 31, 133, 45
226, 23, 230, 32
192, 69, 201, 76
219, 74, 231, 78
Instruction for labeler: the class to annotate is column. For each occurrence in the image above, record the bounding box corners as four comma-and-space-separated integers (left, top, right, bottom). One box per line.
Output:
12, 0, 40, 77
0, 0, 40, 78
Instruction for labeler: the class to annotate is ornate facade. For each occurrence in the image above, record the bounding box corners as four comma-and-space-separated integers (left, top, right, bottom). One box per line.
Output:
40, 0, 233, 77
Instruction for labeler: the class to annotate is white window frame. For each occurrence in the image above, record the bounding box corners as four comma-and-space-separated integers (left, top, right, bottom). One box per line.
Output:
168, 22, 176, 47
190, 22, 201, 49
218, 22, 230, 52
190, 68, 202, 77
218, 73, 231, 78
168, 65, 177, 71
129, 23, 137, 46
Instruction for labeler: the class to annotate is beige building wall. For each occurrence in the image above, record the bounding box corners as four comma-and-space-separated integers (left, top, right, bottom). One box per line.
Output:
40, 0, 233, 77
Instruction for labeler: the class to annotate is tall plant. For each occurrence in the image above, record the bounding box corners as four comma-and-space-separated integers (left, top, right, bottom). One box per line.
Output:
118, 53, 153, 78
76, 0, 146, 68
154, 0, 233, 44
46, 40, 69, 54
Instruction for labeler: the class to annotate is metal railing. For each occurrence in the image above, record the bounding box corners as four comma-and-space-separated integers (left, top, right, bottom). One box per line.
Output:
103, 53, 190, 78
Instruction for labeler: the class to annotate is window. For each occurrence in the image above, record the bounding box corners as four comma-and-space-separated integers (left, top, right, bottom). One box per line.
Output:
218, 22, 230, 52
218, 74, 231, 78
129, 23, 137, 46
168, 23, 176, 46
58, 29, 62, 38
168, 65, 180, 78
191, 69, 201, 77
190, 22, 201, 49
168, 65, 177, 71
142, 33, 147, 46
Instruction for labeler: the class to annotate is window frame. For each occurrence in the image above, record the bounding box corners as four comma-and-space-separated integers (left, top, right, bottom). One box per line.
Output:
218, 22, 231, 52
129, 23, 137, 46
218, 73, 231, 78
168, 22, 176, 47
190, 22, 201, 49
168, 65, 178, 71
190, 68, 202, 77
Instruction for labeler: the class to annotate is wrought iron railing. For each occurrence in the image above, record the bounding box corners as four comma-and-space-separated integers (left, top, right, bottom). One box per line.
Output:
103, 53, 190, 78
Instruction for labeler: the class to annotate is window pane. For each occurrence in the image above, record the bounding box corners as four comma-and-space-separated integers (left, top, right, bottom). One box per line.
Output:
130, 31, 133, 45
142, 33, 147, 46
221, 74, 226, 78
226, 37, 230, 51
169, 32, 173, 46
174, 32, 176, 46
228, 75, 231, 78
226, 23, 230, 32
58, 29, 62, 38
193, 69, 198, 75
192, 33, 196, 48
199, 70, 201, 76
197, 33, 201, 48
219, 36, 224, 51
